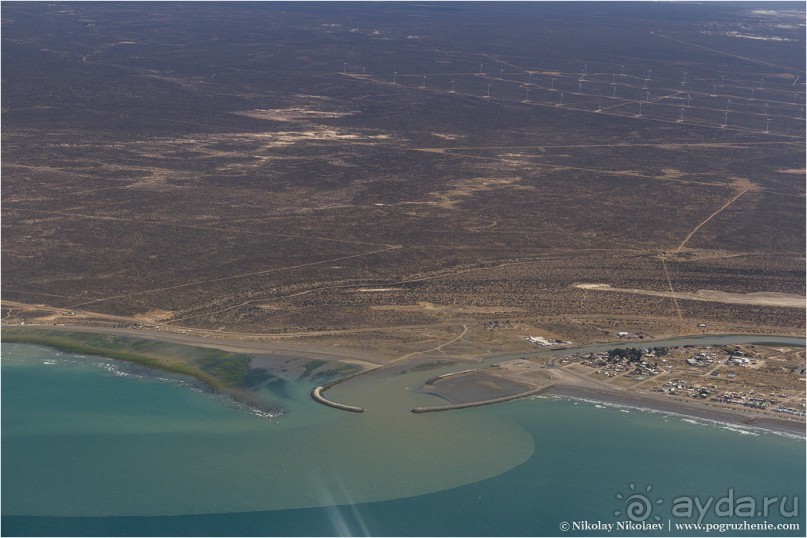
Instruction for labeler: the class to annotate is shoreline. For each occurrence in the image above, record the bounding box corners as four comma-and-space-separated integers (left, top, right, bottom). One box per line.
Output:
1, 323, 386, 369
1, 341, 288, 417
1, 330, 228, 391
3, 325, 805, 436
547, 385, 805, 436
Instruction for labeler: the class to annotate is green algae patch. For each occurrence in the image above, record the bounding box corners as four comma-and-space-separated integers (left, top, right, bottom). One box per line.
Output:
1, 328, 251, 391
299, 359, 328, 378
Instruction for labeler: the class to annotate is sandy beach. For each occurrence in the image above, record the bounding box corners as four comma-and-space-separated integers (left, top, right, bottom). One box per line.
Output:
10, 324, 387, 369
3, 324, 804, 436
547, 385, 806, 436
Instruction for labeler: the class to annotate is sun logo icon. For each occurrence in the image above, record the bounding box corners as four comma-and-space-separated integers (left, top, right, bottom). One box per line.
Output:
614, 482, 664, 522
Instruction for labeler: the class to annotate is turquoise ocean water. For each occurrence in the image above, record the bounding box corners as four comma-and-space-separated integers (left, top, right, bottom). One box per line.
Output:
2, 343, 804, 536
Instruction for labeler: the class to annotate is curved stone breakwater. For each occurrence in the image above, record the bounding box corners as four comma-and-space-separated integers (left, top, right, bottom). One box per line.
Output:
411, 386, 553, 413
311, 386, 365, 413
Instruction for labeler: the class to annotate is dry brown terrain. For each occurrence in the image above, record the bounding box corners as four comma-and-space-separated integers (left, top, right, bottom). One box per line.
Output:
574, 283, 805, 308
2, 3, 805, 359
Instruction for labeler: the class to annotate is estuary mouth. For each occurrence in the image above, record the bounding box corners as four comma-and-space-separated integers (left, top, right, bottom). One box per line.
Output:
1, 343, 536, 517
2, 0, 805, 534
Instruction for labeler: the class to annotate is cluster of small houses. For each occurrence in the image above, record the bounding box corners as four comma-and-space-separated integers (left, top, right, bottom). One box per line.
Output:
772, 405, 806, 417
654, 380, 805, 416
568, 347, 772, 381
654, 380, 712, 398
573, 349, 672, 378
711, 391, 805, 416
551, 343, 805, 419
685, 352, 717, 367
654, 380, 734, 402
685, 350, 756, 369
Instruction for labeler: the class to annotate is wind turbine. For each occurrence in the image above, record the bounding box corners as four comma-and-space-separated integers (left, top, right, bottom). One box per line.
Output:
499, 68, 504, 80
393, 71, 398, 84
726, 99, 732, 112
621, 64, 625, 76
646, 91, 650, 103
578, 82, 582, 93
643, 78, 648, 90
559, 92, 564, 105
362, 66, 366, 75
422, 75, 427, 89
343, 62, 347, 74
763, 102, 769, 115
678, 107, 685, 123
721, 75, 726, 86
486, 83, 491, 98
550, 78, 555, 91
750, 88, 755, 100
450, 80, 455, 93
597, 101, 602, 112
765, 117, 770, 133
759, 78, 764, 89
612, 85, 616, 98
480, 63, 484, 74
638, 102, 643, 117
687, 94, 692, 107
524, 87, 530, 102
712, 85, 716, 97
723, 111, 728, 128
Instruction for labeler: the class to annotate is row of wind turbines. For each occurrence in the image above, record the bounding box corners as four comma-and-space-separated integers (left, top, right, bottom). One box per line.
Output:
342, 60, 806, 135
